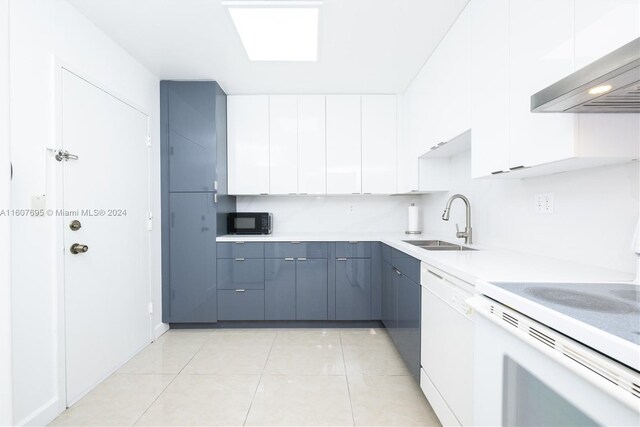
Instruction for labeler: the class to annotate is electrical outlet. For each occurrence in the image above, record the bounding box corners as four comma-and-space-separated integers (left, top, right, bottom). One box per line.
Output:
535, 193, 554, 215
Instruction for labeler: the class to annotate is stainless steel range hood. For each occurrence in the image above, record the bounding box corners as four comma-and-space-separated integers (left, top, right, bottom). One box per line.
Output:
531, 37, 640, 113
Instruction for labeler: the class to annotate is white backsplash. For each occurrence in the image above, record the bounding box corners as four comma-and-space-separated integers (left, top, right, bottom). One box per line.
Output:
236, 195, 422, 233
237, 154, 639, 274
418, 151, 639, 274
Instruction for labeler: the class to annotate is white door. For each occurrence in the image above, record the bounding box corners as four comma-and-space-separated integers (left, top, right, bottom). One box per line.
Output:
227, 95, 270, 195
62, 69, 151, 405
269, 95, 298, 194
361, 95, 397, 194
326, 95, 361, 194
297, 95, 326, 195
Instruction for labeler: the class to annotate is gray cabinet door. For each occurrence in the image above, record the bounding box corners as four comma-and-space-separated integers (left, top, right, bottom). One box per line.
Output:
265, 258, 296, 320
335, 241, 372, 258
397, 274, 421, 380
218, 290, 265, 320
217, 259, 265, 290
166, 81, 217, 192
335, 259, 372, 320
168, 192, 216, 322
296, 259, 328, 320
382, 262, 398, 333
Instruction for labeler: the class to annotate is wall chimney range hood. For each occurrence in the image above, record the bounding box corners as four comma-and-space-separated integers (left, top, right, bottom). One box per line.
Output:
531, 37, 640, 113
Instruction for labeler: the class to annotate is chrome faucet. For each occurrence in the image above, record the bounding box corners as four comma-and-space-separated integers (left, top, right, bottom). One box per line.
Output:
442, 194, 473, 244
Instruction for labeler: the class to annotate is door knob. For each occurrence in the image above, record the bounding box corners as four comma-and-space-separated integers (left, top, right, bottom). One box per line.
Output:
70, 243, 89, 254
69, 220, 82, 231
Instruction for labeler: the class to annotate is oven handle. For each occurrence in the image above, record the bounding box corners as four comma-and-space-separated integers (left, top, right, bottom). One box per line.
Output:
467, 296, 640, 412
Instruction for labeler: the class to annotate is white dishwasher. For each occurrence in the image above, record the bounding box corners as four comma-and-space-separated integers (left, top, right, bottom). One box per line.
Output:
420, 263, 474, 427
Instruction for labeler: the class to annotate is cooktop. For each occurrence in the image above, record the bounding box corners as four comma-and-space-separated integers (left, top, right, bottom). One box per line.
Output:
490, 281, 640, 346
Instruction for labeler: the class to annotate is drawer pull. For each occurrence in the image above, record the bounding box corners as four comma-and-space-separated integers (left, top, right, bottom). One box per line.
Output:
297, 257, 307, 261
291, 241, 301, 244
337, 257, 348, 261
427, 270, 443, 280
394, 268, 402, 276
235, 289, 245, 292
348, 241, 359, 244
235, 241, 245, 244
234, 258, 245, 261
285, 257, 295, 261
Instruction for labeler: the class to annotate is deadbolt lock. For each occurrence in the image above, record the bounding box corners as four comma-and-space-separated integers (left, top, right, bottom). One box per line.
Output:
70, 243, 89, 254
69, 220, 82, 231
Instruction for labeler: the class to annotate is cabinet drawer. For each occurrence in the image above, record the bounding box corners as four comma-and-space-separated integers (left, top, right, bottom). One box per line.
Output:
217, 259, 264, 290
335, 241, 372, 258
217, 242, 264, 259
391, 249, 420, 284
265, 242, 328, 259
217, 290, 265, 320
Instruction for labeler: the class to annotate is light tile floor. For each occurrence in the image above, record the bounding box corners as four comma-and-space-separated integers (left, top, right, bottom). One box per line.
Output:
50, 328, 441, 427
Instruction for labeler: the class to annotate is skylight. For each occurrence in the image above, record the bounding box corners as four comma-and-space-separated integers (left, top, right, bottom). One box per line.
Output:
223, 1, 322, 62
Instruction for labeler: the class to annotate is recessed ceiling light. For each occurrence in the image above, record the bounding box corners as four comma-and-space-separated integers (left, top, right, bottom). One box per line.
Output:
588, 84, 613, 95
223, 1, 322, 62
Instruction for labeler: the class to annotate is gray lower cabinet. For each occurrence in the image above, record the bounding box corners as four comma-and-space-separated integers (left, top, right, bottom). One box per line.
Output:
218, 290, 265, 320
381, 261, 397, 330
381, 244, 421, 381
217, 259, 264, 290
397, 273, 421, 380
167, 192, 217, 323
296, 259, 328, 320
336, 258, 372, 320
265, 258, 296, 320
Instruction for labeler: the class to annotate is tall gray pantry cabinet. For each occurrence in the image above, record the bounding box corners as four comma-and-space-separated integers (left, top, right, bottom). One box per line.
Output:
161, 81, 236, 323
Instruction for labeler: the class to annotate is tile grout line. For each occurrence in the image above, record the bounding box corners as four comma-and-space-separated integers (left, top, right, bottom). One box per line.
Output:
339, 330, 357, 427
130, 334, 209, 426
242, 331, 277, 427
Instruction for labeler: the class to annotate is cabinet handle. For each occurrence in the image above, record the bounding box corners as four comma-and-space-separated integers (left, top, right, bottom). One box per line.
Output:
291, 241, 301, 244
348, 241, 358, 244
427, 270, 443, 280
337, 257, 348, 261
297, 257, 307, 261
285, 257, 295, 261
394, 268, 402, 276
509, 165, 528, 171
234, 258, 245, 261
235, 289, 245, 292
491, 170, 506, 175
259, 193, 268, 196
235, 241, 245, 244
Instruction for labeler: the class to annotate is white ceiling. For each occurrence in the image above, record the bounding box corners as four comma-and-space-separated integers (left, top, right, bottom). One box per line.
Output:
67, 0, 469, 94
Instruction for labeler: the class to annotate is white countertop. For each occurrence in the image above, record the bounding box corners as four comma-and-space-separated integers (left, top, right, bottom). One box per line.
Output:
217, 232, 635, 286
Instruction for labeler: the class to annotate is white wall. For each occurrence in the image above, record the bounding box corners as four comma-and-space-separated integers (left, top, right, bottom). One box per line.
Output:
418, 151, 639, 274
9, 0, 163, 424
0, 0, 13, 424
237, 195, 422, 234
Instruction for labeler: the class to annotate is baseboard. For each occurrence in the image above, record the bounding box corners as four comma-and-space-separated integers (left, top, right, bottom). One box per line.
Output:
170, 320, 384, 329
153, 322, 170, 340
17, 396, 63, 427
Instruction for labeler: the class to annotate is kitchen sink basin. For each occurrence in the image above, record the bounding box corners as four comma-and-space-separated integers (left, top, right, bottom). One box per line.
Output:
402, 240, 477, 251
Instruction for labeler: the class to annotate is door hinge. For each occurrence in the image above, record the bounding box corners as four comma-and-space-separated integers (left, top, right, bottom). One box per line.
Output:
146, 136, 152, 147
147, 212, 153, 230
148, 302, 154, 314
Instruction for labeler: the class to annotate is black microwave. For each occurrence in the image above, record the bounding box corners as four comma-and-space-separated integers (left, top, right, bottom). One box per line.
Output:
227, 212, 273, 235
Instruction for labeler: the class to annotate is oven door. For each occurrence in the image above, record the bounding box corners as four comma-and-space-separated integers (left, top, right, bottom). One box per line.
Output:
469, 296, 640, 427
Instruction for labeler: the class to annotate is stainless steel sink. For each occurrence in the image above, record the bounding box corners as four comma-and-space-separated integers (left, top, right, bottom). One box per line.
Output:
403, 240, 477, 251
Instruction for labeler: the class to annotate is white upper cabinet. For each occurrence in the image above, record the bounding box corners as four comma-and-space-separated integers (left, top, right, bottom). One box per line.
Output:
326, 95, 362, 194
269, 96, 298, 194
227, 95, 269, 195
508, 0, 575, 169
470, 0, 510, 178
297, 95, 326, 195
470, 0, 639, 178
574, 0, 640, 69
362, 95, 397, 194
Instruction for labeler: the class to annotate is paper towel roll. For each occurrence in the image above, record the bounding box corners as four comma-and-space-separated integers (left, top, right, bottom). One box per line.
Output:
406, 203, 421, 234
